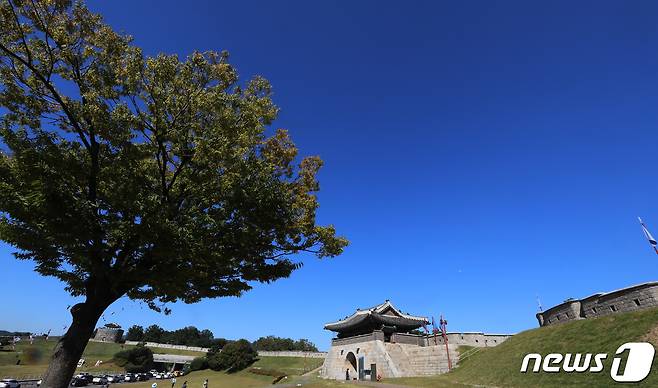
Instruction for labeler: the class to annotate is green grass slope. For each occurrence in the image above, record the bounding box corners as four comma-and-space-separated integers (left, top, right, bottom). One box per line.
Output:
0, 339, 206, 379
394, 306, 658, 387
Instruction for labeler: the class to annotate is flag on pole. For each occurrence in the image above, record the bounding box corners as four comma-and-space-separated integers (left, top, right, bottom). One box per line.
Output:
639, 217, 658, 254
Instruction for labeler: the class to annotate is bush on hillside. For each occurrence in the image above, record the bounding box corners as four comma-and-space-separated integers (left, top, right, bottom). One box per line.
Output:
189, 356, 208, 371
113, 345, 153, 372
207, 339, 257, 372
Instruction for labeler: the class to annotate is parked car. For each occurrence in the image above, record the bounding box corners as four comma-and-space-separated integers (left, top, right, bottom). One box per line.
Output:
92, 376, 108, 385
74, 373, 93, 384
107, 374, 123, 383
139, 372, 151, 380
123, 373, 135, 382
0, 379, 20, 388
70, 377, 87, 387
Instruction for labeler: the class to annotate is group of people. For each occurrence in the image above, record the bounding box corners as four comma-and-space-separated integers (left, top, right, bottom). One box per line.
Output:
150, 378, 208, 388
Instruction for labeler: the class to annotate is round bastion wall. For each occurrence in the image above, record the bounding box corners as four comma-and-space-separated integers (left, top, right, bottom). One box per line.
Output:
536, 282, 658, 327
93, 327, 124, 342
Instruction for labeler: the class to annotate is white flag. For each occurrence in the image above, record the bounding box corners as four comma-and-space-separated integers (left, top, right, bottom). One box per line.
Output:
639, 217, 658, 254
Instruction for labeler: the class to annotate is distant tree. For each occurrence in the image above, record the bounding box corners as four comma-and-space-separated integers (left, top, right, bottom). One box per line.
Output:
113, 345, 153, 372
0, 1, 346, 386
292, 339, 318, 352
207, 339, 257, 372
142, 325, 165, 343
125, 325, 144, 342
252, 335, 317, 351
207, 338, 229, 354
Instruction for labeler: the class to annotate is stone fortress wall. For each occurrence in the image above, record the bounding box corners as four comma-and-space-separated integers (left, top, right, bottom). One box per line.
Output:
93, 327, 124, 343
536, 281, 658, 326
321, 330, 512, 380
122, 340, 327, 358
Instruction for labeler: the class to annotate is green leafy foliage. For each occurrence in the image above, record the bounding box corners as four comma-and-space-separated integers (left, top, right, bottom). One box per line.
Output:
125, 325, 144, 341
0, 0, 348, 313
189, 356, 208, 371
252, 336, 318, 352
207, 339, 257, 373
131, 324, 222, 348
113, 345, 153, 373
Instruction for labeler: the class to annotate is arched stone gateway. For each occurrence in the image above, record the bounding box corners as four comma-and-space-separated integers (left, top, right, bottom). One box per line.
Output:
344, 351, 357, 380
320, 301, 512, 380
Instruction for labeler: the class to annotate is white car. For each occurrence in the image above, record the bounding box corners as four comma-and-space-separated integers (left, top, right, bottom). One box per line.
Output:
107, 375, 123, 383
92, 376, 108, 385
0, 379, 20, 388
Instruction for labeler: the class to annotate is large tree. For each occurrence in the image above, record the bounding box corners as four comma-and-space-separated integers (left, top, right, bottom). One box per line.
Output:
0, 1, 347, 386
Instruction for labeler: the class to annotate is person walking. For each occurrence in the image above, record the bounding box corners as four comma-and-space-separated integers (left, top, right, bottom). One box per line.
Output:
202, 379, 208, 388
171, 377, 177, 387
181, 381, 187, 388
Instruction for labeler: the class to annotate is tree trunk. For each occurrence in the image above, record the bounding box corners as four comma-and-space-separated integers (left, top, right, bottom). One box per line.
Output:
39, 300, 107, 388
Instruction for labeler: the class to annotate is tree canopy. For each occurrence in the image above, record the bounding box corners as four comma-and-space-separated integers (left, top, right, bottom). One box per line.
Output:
252, 335, 318, 352
0, 0, 346, 385
0, 0, 346, 310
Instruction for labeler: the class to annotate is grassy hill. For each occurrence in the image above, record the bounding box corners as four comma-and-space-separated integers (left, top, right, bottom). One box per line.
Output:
393, 306, 658, 387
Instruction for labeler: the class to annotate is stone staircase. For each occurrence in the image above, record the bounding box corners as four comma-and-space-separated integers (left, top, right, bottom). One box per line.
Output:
384, 343, 415, 376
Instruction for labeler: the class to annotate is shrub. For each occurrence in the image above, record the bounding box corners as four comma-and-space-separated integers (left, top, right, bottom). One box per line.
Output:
113, 345, 153, 372
189, 356, 208, 371
208, 339, 257, 372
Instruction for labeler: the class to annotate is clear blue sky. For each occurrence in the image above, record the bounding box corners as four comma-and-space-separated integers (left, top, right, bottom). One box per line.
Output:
3, 0, 658, 350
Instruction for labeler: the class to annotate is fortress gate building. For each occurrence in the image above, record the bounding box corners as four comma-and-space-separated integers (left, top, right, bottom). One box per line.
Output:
320, 300, 511, 380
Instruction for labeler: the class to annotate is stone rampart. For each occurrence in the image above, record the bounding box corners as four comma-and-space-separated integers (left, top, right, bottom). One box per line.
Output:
537, 281, 658, 326
122, 340, 327, 358
93, 327, 124, 343
257, 350, 327, 358
124, 340, 209, 352
321, 333, 460, 380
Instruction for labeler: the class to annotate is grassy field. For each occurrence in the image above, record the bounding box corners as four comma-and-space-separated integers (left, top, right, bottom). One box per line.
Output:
391, 306, 658, 388
0, 338, 325, 386
0, 338, 206, 379
122, 357, 325, 388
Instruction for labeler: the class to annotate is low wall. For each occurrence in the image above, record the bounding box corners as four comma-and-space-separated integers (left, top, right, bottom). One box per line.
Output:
257, 350, 327, 358
123, 340, 326, 358
331, 331, 384, 346
391, 332, 425, 346
424, 332, 512, 347
124, 340, 209, 352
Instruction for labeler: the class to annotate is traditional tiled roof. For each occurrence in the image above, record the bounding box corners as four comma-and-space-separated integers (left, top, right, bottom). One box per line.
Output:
324, 300, 429, 332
